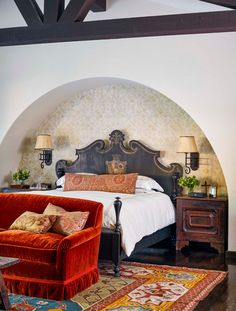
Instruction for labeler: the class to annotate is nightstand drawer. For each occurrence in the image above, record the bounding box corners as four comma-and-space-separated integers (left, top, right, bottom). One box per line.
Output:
181, 198, 225, 209
183, 209, 219, 235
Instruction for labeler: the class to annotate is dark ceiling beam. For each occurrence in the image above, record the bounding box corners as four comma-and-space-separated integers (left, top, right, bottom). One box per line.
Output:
58, 0, 84, 23
1, 10, 236, 47
14, 0, 43, 27
59, 0, 96, 23
91, 0, 107, 12
76, 0, 97, 22
200, 0, 236, 9
44, 0, 65, 24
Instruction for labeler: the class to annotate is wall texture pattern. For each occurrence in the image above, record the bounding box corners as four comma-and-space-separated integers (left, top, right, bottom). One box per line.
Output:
19, 83, 226, 195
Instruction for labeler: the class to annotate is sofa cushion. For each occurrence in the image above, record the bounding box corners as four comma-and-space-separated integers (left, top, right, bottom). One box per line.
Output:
9, 211, 57, 234
0, 230, 63, 263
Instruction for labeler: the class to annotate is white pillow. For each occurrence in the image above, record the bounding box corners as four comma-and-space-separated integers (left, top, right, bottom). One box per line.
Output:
135, 188, 157, 194
136, 175, 164, 192
56, 173, 96, 188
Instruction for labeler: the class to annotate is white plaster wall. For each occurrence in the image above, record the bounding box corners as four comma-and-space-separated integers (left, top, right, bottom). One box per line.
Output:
0, 0, 236, 250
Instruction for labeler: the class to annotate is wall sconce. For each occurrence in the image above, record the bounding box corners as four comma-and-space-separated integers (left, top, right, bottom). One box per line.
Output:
35, 134, 53, 169
177, 136, 199, 174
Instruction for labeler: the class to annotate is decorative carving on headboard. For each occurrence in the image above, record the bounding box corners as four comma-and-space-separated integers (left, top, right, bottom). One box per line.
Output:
55, 130, 183, 197
109, 130, 125, 145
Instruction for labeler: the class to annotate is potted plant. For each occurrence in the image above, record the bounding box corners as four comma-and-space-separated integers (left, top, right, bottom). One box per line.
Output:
12, 169, 30, 189
177, 175, 200, 195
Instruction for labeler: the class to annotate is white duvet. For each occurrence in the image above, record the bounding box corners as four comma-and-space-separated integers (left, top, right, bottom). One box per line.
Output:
27, 189, 175, 256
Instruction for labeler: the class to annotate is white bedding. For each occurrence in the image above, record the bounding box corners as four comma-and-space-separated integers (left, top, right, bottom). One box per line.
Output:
27, 189, 175, 256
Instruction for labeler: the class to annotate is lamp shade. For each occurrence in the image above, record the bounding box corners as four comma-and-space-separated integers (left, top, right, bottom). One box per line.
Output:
35, 134, 53, 150
177, 136, 198, 153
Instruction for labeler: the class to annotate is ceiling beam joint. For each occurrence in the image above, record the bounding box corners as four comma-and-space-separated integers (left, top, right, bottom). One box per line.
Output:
76, 0, 97, 22
91, 0, 106, 12
200, 0, 236, 9
43, 0, 65, 24
14, 0, 43, 27
59, 0, 96, 23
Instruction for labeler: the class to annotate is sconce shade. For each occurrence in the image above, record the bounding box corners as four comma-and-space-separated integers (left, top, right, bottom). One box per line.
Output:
177, 136, 199, 174
35, 135, 53, 150
177, 136, 198, 153
35, 135, 53, 169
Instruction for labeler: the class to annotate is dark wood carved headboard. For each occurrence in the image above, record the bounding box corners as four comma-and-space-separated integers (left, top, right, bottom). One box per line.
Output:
55, 130, 183, 200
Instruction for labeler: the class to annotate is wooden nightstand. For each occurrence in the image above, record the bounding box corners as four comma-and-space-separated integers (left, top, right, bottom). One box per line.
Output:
176, 196, 228, 253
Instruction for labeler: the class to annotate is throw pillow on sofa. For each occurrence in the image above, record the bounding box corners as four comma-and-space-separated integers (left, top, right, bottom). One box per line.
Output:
43, 203, 89, 235
9, 211, 57, 234
43, 203, 67, 215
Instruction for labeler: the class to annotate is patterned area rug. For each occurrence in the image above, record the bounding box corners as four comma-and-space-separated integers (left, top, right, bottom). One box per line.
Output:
8, 293, 81, 310
6, 261, 227, 311
72, 261, 227, 311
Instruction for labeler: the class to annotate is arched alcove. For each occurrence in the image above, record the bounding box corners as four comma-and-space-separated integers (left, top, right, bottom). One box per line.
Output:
0, 78, 128, 185
0, 77, 227, 198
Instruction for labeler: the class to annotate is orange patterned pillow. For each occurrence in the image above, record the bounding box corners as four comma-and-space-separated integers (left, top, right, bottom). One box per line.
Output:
43, 203, 89, 236
64, 173, 138, 194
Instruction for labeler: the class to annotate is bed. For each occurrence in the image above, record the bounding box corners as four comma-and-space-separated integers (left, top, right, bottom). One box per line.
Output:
35, 130, 183, 275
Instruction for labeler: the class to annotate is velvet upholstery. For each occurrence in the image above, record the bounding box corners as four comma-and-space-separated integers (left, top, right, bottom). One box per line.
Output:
0, 193, 103, 300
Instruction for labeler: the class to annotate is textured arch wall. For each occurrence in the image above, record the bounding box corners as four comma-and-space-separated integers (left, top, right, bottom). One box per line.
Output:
14, 82, 226, 197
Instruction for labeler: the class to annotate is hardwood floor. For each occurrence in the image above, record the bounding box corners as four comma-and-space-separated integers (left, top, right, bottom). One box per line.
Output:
126, 241, 236, 311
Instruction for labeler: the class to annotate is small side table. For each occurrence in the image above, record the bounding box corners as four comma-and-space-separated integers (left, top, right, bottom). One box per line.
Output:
176, 196, 228, 253
0, 256, 20, 310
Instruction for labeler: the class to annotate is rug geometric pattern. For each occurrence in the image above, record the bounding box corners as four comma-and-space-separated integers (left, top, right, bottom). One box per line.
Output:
72, 261, 227, 311
8, 293, 81, 310
6, 261, 227, 311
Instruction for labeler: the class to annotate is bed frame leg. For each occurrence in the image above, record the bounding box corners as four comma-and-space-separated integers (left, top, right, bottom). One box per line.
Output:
112, 197, 122, 277
114, 264, 120, 277
112, 232, 121, 276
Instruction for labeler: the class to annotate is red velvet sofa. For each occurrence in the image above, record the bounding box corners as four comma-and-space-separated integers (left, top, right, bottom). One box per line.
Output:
0, 193, 103, 300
